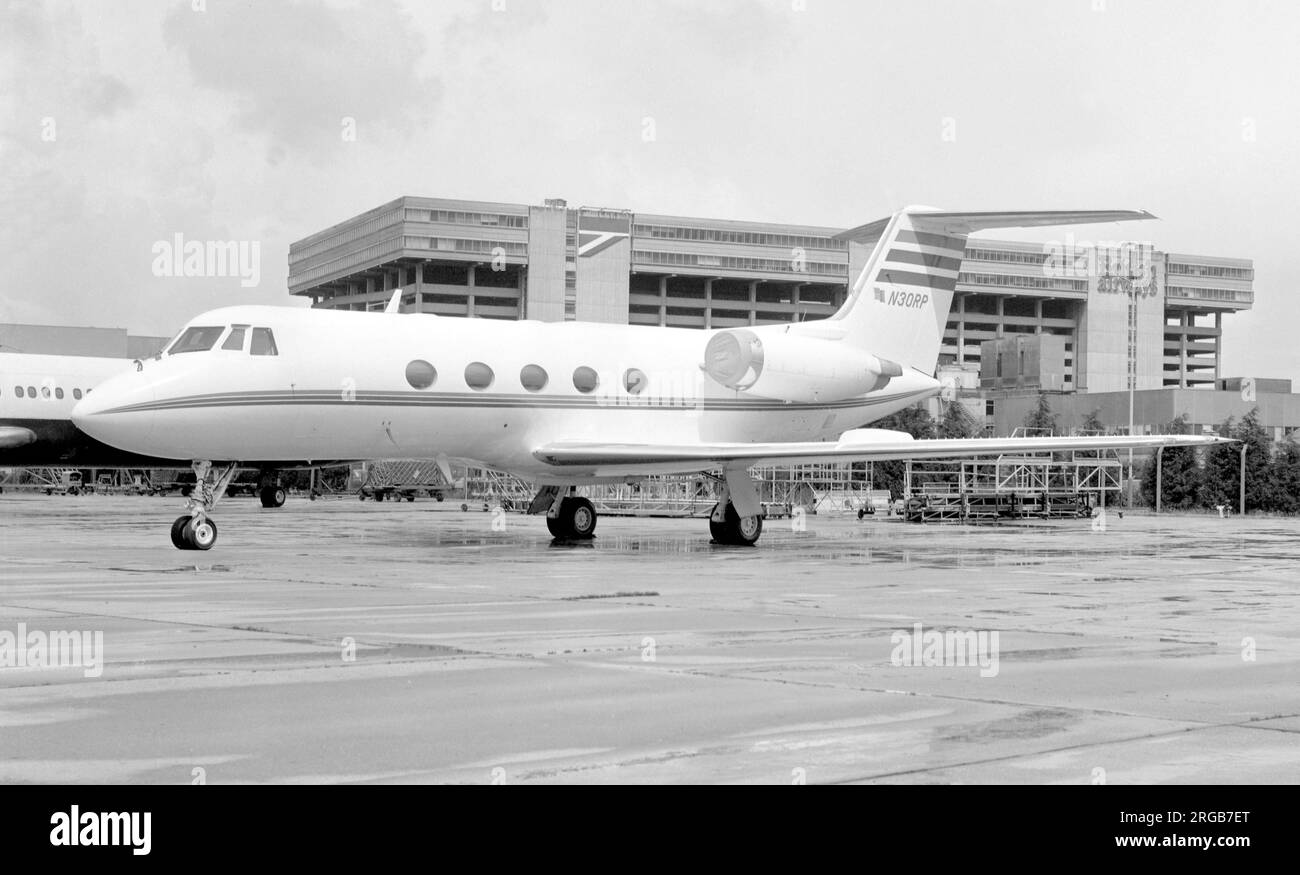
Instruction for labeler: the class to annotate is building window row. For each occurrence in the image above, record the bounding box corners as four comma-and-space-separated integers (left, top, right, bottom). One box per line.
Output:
405, 237, 528, 256
1166, 286, 1253, 303
632, 224, 846, 251
958, 272, 1088, 293
1166, 262, 1253, 280
964, 247, 1050, 267
634, 249, 845, 276
406, 209, 528, 229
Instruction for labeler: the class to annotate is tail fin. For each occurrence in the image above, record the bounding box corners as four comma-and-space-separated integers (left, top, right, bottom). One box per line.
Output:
819, 207, 1156, 376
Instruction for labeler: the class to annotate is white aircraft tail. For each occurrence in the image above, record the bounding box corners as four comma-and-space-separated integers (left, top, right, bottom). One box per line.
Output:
823, 208, 1156, 376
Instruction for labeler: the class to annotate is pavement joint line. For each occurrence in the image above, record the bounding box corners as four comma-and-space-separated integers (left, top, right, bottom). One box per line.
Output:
587, 659, 1300, 736
823, 716, 1299, 784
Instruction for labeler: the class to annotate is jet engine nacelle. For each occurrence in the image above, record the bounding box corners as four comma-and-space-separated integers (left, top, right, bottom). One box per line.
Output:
703, 329, 904, 403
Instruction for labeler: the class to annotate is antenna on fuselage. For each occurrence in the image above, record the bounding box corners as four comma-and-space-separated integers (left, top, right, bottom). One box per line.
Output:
384, 287, 404, 314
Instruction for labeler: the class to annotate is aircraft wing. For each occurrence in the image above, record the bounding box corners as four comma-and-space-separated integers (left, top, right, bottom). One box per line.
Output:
533, 434, 1228, 476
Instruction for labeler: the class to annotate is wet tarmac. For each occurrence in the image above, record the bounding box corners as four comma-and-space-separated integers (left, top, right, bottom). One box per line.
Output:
1, 493, 1297, 784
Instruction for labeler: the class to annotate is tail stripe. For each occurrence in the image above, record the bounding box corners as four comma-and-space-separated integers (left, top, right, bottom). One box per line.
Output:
885, 249, 963, 272
876, 269, 957, 292
896, 229, 966, 253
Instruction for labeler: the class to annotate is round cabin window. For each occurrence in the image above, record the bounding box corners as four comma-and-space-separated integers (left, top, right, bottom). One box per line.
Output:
572, 366, 599, 394
465, 362, 495, 391
520, 364, 548, 392
405, 360, 437, 389
623, 368, 648, 395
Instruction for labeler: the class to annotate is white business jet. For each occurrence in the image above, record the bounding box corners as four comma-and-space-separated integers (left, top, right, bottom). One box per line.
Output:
71, 207, 1225, 550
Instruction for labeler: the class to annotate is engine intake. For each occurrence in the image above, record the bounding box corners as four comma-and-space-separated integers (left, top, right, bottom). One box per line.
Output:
703, 329, 903, 403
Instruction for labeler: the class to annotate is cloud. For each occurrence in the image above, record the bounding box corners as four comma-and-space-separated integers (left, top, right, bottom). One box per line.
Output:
161, 0, 439, 156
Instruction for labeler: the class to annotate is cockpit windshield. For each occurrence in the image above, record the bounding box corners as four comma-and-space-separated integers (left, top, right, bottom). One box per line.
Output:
166, 324, 278, 356
168, 326, 225, 355
221, 325, 248, 351
250, 327, 278, 356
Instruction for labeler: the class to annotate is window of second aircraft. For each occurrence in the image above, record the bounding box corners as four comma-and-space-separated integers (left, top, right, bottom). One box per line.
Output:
73, 388, 82, 400
14, 386, 23, 398
55, 388, 64, 399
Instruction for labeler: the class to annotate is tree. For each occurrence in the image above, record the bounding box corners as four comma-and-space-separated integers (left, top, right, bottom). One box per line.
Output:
1140, 413, 1199, 509
1079, 408, 1106, 434
871, 404, 936, 440
938, 399, 979, 440
1022, 393, 1058, 435
1271, 437, 1300, 515
1200, 408, 1273, 512
869, 404, 935, 498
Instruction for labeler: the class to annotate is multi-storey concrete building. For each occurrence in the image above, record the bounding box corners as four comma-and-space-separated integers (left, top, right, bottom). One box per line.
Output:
288, 197, 1278, 434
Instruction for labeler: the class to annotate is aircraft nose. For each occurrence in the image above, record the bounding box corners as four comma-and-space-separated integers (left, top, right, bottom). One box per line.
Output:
70, 376, 157, 453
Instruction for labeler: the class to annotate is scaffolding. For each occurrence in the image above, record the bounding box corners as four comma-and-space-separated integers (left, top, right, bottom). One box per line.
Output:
351, 459, 459, 502
901, 450, 1122, 522
463, 466, 534, 510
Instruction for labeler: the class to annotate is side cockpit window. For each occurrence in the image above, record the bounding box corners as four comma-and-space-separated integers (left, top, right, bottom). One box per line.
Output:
250, 327, 278, 356
168, 325, 224, 354
221, 325, 248, 351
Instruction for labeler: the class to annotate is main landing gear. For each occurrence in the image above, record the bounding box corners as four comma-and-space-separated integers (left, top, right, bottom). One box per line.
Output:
530, 477, 764, 545
707, 470, 763, 546
258, 470, 286, 508
170, 460, 237, 550
530, 485, 598, 540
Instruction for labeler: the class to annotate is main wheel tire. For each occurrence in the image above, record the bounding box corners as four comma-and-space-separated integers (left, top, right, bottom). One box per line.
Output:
710, 502, 762, 546
567, 497, 597, 538
184, 517, 218, 550
732, 506, 762, 545
170, 515, 193, 550
546, 512, 571, 539
260, 486, 286, 508
546, 496, 597, 539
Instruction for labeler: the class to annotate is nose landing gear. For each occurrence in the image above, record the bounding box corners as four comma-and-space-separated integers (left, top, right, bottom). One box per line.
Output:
170, 460, 238, 550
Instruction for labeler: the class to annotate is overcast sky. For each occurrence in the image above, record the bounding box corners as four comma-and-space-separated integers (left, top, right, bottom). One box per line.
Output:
2, 0, 1296, 383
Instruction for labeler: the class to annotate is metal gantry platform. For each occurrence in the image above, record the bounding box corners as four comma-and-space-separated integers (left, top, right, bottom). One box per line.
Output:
901, 451, 1123, 522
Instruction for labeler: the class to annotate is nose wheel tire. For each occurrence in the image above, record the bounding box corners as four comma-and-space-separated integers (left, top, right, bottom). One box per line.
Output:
170, 514, 218, 550
546, 496, 597, 539
709, 502, 763, 546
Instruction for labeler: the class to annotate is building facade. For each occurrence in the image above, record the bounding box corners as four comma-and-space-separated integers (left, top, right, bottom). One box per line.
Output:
0, 323, 170, 359
288, 196, 1264, 429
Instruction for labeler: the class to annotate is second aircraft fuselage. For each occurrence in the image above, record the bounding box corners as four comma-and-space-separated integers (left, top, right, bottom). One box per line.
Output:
72, 306, 941, 483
